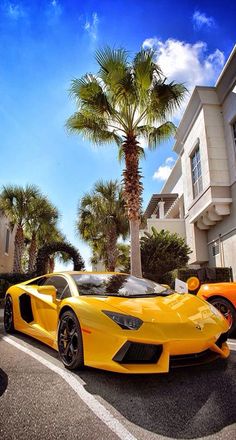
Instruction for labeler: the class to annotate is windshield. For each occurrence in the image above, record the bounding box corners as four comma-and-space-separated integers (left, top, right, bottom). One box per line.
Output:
72, 274, 173, 297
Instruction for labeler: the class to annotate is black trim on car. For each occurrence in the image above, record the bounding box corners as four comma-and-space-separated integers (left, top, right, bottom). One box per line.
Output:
113, 342, 163, 364
169, 349, 220, 368
19, 294, 34, 323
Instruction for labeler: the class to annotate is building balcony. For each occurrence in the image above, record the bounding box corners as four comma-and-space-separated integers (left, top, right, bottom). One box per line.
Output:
188, 185, 232, 230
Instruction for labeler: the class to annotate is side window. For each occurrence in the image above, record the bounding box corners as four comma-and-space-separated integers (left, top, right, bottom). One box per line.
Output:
44, 276, 71, 300
61, 285, 71, 299
27, 276, 48, 286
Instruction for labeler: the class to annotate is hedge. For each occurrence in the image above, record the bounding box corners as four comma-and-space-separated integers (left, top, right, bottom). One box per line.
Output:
0, 273, 34, 300
159, 267, 233, 291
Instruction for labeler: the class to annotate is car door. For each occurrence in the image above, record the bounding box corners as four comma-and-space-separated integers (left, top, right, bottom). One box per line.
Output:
29, 275, 71, 345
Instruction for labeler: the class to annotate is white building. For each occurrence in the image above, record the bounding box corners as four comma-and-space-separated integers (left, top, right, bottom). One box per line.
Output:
142, 45, 236, 277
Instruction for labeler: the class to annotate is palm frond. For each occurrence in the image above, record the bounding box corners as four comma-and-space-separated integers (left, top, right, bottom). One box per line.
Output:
70, 74, 113, 116
95, 47, 129, 91
148, 80, 188, 121
66, 111, 121, 145
133, 49, 162, 104
136, 122, 176, 149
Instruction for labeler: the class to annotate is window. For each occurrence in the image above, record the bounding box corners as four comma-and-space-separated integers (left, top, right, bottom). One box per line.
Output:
44, 276, 71, 300
27, 276, 48, 286
191, 145, 203, 198
72, 274, 173, 297
232, 120, 236, 153
5, 228, 10, 254
212, 242, 219, 257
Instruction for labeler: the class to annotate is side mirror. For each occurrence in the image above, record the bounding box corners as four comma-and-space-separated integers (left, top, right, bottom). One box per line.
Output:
37, 285, 57, 301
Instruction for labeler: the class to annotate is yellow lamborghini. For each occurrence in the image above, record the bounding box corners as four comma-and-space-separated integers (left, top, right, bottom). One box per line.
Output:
4, 272, 230, 373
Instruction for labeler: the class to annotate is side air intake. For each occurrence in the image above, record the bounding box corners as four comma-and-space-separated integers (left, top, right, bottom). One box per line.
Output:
113, 342, 163, 364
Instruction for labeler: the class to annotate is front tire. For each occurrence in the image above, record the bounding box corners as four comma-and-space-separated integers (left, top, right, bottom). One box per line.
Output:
58, 310, 84, 370
209, 297, 236, 335
4, 295, 15, 333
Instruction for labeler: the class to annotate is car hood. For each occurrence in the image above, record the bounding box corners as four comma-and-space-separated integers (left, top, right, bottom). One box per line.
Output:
83, 293, 226, 327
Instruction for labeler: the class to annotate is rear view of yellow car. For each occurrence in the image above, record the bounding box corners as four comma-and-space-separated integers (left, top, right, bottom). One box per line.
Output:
4, 272, 230, 373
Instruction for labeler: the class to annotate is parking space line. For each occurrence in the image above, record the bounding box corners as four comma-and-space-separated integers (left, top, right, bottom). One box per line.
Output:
3, 336, 138, 440
228, 340, 236, 350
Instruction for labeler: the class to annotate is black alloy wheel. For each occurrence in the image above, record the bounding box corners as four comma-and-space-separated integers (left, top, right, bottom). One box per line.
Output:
58, 310, 84, 370
209, 297, 236, 336
4, 296, 15, 333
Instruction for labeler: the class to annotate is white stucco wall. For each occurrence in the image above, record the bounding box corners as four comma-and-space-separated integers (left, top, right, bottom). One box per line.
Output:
221, 86, 236, 185
0, 213, 15, 273
140, 218, 186, 239
161, 158, 183, 196
180, 108, 210, 211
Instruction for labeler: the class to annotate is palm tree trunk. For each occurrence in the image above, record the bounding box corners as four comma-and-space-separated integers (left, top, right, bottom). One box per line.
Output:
13, 224, 24, 273
49, 257, 55, 273
129, 219, 142, 277
28, 232, 37, 273
123, 134, 142, 277
106, 225, 118, 271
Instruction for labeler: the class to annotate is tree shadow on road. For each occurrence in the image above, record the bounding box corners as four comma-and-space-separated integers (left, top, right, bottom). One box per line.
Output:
1, 323, 235, 439
0, 369, 8, 396
78, 355, 236, 439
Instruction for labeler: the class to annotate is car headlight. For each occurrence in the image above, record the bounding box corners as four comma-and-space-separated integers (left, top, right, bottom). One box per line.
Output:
102, 310, 143, 330
209, 304, 223, 319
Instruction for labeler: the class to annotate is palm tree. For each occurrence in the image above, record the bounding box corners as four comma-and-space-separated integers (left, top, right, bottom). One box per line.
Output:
25, 196, 59, 273
78, 180, 129, 271
0, 185, 40, 273
67, 47, 187, 277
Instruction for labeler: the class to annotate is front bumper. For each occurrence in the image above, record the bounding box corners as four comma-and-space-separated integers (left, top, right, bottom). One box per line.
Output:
83, 330, 230, 374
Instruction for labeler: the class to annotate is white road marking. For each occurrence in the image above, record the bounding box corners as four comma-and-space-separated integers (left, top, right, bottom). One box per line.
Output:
228, 340, 236, 350
3, 336, 138, 440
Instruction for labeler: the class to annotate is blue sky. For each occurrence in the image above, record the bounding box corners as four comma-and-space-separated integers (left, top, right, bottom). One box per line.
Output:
0, 0, 235, 269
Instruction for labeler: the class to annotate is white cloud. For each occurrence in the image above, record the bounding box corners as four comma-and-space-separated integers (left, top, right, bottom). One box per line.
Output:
193, 11, 215, 30
153, 157, 175, 181
142, 38, 225, 120
3, 1, 26, 20
142, 38, 224, 88
142, 38, 159, 50
83, 12, 99, 41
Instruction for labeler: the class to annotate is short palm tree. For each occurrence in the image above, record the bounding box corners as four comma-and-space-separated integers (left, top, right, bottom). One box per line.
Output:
0, 185, 40, 272
25, 196, 59, 273
67, 47, 187, 276
78, 180, 129, 271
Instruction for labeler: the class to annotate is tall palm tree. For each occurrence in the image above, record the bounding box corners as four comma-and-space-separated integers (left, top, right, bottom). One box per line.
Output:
25, 196, 59, 273
0, 185, 40, 272
78, 180, 129, 271
67, 47, 187, 276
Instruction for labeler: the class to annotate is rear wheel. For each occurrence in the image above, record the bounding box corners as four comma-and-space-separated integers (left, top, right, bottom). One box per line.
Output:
209, 297, 236, 335
58, 310, 84, 370
4, 295, 15, 333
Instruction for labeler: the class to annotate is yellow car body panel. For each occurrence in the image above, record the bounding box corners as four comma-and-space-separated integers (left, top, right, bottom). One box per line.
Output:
6, 271, 230, 373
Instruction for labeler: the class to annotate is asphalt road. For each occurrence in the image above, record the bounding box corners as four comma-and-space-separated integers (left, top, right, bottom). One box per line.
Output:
0, 315, 236, 440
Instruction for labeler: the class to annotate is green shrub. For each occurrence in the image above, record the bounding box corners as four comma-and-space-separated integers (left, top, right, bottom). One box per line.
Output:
141, 227, 191, 283
0, 273, 34, 299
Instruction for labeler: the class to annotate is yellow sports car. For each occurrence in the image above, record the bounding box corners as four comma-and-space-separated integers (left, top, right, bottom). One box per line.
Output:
4, 272, 230, 373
